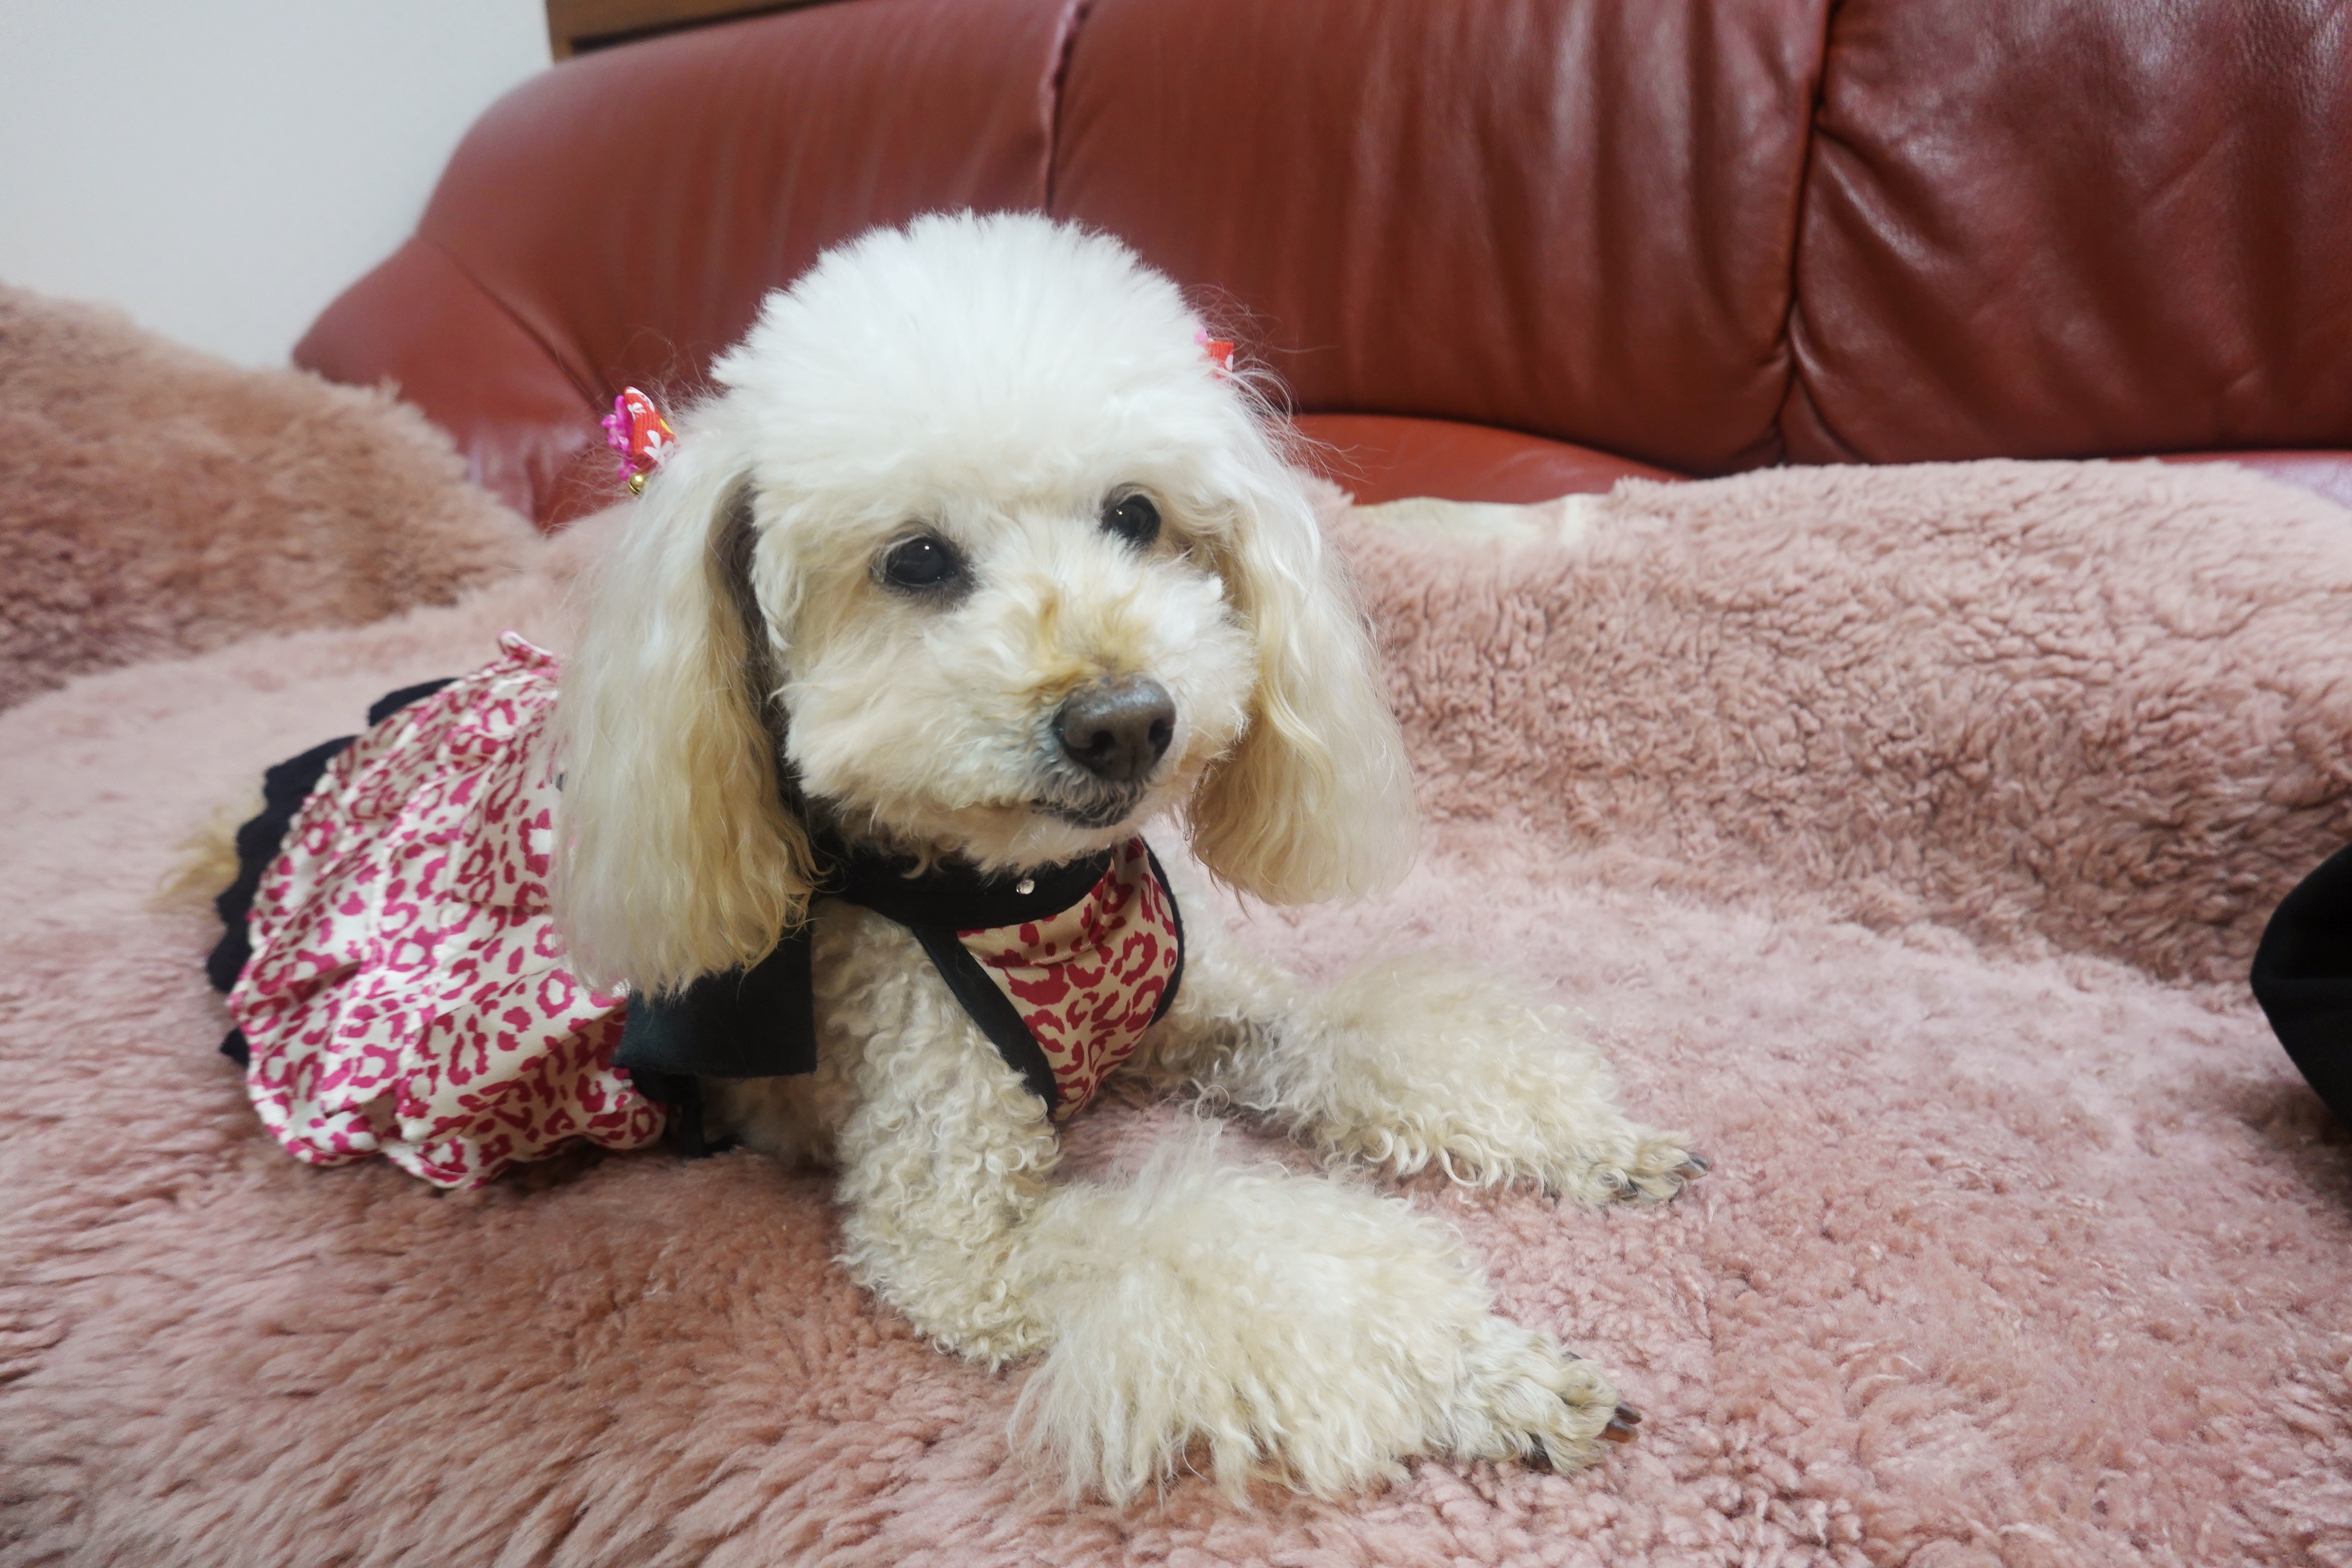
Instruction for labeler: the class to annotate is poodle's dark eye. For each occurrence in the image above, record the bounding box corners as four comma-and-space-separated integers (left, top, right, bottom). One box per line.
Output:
1101, 492, 1161, 550
878, 534, 962, 593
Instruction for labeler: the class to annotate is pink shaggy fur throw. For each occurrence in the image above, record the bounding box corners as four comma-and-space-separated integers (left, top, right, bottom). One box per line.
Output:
1, 460, 2348, 1566
0, 283, 537, 711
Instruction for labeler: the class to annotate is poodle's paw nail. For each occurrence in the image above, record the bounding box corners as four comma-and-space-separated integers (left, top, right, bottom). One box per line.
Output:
1600, 1414, 1639, 1445
1613, 1401, 1642, 1425
1475, 1330, 1621, 1475
1578, 1131, 1705, 1205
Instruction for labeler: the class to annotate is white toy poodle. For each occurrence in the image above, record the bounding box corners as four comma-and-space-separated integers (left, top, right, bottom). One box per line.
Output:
211, 211, 1700, 1503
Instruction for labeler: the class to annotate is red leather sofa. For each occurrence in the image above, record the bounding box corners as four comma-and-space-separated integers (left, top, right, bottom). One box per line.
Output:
294, 0, 2352, 529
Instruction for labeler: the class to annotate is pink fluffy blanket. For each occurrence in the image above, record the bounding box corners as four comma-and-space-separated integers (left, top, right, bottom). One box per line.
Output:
0, 283, 538, 712
2, 459, 2348, 1566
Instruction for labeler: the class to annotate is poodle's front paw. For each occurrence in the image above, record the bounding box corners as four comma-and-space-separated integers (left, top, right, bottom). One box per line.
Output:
1013, 1131, 1656, 1500
1443, 1317, 1632, 1473
1288, 958, 1708, 1204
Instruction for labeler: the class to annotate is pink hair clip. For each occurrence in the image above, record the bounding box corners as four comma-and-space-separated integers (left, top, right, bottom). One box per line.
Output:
601, 387, 675, 494
1194, 327, 1235, 378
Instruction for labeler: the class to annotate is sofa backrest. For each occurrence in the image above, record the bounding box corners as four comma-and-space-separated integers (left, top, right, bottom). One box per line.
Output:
295, 0, 2352, 524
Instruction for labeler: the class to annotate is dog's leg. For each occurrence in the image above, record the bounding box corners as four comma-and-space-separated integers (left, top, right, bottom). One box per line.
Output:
834, 1066, 1626, 1497
797, 925, 1625, 1498
818, 951, 1070, 1367
1009, 1123, 1628, 1501
1146, 870, 1701, 1204
738, 912, 1636, 1499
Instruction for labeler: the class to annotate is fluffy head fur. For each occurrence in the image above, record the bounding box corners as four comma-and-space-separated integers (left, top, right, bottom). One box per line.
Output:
552, 213, 1414, 995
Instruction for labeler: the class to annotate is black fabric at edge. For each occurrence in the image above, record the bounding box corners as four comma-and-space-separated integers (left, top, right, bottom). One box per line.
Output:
2252, 841, 2352, 1125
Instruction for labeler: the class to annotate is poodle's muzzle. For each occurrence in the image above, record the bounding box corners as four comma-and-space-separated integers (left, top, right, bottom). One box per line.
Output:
1040, 676, 1176, 828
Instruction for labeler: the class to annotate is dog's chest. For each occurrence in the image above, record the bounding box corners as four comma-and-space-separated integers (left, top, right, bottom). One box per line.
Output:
949, 840, 1180, 1118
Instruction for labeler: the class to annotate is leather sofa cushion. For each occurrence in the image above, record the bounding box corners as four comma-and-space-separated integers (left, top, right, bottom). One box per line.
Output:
409, 0, 1076, 410
1051, 0, 1828, 478
289, 0, 2352, 528
1785, 0, 2352, 465
293, 240, 603, 521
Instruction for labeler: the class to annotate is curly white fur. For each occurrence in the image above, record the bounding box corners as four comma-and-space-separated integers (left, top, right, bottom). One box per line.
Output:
550, 212, 1697, 1500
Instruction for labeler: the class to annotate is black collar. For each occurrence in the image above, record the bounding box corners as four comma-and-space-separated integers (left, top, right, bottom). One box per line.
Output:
815, 830, 1114, 932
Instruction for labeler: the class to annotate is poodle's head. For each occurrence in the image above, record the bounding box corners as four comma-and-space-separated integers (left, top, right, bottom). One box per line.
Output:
552, 212, 1413, 993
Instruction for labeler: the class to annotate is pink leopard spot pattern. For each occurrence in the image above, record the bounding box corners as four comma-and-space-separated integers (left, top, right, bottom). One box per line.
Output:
957, 838, 1179, 1120
229, 634, 1177, 1183
229, 635, 661, 1189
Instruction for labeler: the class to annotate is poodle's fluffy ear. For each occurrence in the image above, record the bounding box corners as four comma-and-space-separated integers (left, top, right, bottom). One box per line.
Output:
1187, 460, 1417, 903
550, 435, 816, 994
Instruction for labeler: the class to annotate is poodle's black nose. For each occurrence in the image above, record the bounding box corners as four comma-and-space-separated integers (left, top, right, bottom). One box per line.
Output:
1056, 678, 1175, 783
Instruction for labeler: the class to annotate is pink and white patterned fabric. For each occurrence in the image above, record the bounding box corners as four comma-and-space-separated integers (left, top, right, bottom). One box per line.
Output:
227, 634, 1180, 1186
957, 839, 1180, 1120
228, 635, 662, 1189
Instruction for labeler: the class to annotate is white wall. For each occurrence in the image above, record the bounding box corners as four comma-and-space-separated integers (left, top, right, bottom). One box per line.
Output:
0, 0, 550, 366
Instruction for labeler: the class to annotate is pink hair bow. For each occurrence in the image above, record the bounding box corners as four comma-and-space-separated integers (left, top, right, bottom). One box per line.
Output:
602, 387, 675, 494
1194, 328, 1235, 378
